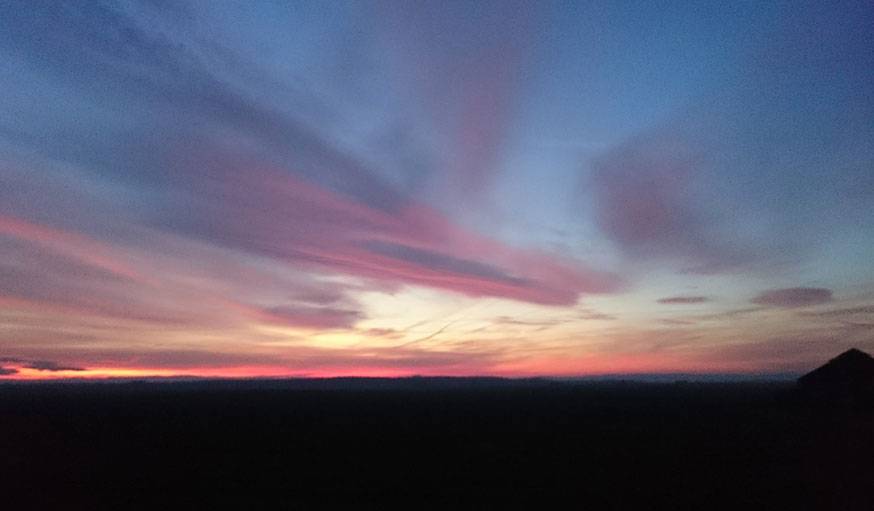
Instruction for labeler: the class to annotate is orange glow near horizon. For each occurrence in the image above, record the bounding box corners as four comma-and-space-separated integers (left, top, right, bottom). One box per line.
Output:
0, 352, 782, 381
1, 365, 464, 381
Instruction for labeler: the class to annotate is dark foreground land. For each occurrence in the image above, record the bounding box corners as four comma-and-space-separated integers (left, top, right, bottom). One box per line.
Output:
2, 378, 873, 508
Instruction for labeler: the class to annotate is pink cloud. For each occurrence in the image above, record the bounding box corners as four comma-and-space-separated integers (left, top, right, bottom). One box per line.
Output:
0, 215, 366, 330
160, 154, 620, 305
0, 215, 141, 281
378, 0, 533, 198
589, 130, 753, 273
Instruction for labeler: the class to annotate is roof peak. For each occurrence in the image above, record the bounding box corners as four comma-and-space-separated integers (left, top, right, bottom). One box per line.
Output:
798, 348, 874, 389
834, 348, 872, 360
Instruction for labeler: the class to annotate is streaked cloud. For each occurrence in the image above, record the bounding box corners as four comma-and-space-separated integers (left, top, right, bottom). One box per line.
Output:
657, 296, 709, 305
0, 357, 85, 372
751, 288, 833, 308
0, 1, 872, 377
800, 305, 874, 318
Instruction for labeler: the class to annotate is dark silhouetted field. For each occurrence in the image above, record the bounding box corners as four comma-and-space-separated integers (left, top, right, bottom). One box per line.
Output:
2, 379, 872, 508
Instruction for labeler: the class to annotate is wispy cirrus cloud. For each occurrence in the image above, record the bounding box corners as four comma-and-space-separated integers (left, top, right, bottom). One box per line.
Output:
379, 0, 535, 198
0, 197, 368, 331
1, 1, 872, 379
145, 149, 620, 306
0, 1, 618, 310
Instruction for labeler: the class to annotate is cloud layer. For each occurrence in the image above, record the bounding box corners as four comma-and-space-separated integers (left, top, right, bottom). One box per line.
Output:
658, 296, 709, 305
752, 288, 833, 308
1, 1, 873, 377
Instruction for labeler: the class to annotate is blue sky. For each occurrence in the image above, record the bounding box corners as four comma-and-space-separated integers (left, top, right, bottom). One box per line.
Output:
1, 0, 872, 378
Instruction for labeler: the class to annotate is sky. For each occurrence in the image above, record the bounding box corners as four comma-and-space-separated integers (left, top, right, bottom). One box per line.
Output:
1, 0, 873, 379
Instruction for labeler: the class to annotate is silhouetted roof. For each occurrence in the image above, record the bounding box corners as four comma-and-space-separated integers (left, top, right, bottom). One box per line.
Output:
798, 348, 874, 397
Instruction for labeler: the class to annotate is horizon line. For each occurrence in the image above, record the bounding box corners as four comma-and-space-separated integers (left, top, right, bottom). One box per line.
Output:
0, 372, 802, 384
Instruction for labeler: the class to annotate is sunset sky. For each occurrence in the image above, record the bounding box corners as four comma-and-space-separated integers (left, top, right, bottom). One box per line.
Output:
1, 0, 873, 379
